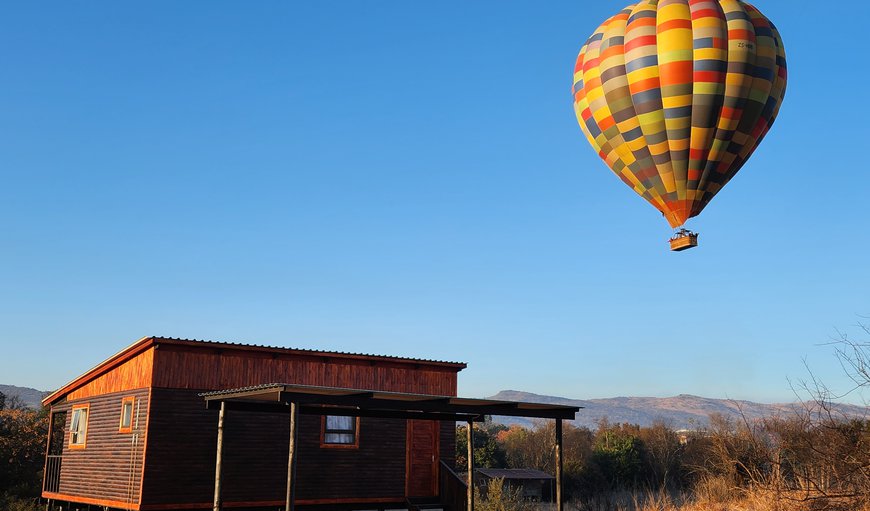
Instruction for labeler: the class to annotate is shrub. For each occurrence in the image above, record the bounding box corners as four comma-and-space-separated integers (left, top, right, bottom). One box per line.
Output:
474, 477, 536, 511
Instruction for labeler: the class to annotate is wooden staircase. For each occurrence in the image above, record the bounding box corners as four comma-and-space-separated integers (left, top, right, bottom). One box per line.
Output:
405, 496, 446, 511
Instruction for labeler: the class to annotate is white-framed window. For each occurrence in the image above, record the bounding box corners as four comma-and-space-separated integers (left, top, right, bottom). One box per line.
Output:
119, 396, 135, 433
69, 405, 89, 448
322, 415, 358, 447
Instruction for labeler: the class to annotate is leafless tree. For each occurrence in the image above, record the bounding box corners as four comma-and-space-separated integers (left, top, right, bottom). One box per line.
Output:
828, 317, 870, 402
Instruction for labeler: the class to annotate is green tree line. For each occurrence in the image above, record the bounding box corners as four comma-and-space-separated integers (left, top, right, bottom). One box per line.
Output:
456, 411, 870, 509
0, 391, 48, 511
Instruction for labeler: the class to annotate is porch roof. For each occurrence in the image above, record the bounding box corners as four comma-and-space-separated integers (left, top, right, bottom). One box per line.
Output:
201, 383, 580, 422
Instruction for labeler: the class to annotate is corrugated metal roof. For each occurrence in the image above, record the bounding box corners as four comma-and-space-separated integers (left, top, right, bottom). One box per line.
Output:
200, 383, 581, 420
199, 382, 288, 397
151, 336, 467, 367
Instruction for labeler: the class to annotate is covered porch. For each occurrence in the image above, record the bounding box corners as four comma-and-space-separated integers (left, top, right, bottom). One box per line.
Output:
202, 383, 580, 511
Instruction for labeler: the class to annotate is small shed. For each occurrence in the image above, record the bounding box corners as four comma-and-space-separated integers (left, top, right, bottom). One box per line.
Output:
475, 468, 555, 503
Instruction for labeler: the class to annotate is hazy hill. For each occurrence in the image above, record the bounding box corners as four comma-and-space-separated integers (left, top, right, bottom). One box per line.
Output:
489, 390, 870, 430
3, 382, 867, 428
0, 384, 47, 409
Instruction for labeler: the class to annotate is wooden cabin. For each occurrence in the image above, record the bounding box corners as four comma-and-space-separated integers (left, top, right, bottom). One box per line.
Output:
41, 336, 467, 511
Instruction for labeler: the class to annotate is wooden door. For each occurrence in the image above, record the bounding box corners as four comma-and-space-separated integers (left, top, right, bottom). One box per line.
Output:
406, 420, 438, 497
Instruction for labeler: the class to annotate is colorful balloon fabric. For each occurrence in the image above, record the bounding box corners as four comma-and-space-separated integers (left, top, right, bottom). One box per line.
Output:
572, 0, 787, 228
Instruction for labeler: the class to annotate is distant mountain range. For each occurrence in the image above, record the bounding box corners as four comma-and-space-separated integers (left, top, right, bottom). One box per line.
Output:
489, 390, 870, 430
0, 384, 47, 409
3, 383, 867, 430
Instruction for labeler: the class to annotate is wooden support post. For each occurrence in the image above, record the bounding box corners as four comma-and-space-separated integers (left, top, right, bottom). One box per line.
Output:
555, 419, 563, 511
285, 402, 299, 511
466, 420, 474, 511
213, 401, 226, 511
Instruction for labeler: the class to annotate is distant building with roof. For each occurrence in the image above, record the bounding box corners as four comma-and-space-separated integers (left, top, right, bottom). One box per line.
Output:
475, 468, 555, 503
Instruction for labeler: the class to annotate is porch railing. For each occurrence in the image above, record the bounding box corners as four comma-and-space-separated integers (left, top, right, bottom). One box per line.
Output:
439, 460, 467, 511
44, 455, 62, 493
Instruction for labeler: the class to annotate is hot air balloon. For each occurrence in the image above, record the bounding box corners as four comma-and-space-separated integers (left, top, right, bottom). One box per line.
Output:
572, 0, 787, 251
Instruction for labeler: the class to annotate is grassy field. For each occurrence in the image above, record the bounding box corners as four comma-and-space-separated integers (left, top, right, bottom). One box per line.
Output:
565, 488, 870, 511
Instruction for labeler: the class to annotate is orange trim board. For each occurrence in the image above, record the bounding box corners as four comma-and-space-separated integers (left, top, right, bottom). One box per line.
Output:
138, 497, 405, 510
42, 492, 138, 510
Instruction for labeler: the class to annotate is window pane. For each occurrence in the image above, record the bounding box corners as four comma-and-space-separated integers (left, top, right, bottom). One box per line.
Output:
323, 415, 356, 445
324, 433, 354, 444
70, 408, 87, 445
326, 415, 353, 431
70, 410, 81, 432
121, 402, 133, 428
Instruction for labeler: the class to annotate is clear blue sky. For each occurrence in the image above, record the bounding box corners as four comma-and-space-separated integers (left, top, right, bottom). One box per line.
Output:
1, 1, 868, 405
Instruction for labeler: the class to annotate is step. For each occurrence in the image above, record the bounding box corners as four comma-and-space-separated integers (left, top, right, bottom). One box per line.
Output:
405, 497, 445, 511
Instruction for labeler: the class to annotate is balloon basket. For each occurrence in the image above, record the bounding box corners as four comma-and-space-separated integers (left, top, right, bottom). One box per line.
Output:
669, 229, 698, 252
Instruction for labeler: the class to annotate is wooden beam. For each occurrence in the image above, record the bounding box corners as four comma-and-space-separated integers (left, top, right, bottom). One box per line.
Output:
300, 406, 484, 423
467, 420, 474, 511
278, 390, 374, 407
213, 402, 225, 511
274, 391, 575, 420
206, 400, 289, 413
206, 399, 486, 422
555, 419, 563, 511
203, 385, 580, 420
285, 402, 298, 511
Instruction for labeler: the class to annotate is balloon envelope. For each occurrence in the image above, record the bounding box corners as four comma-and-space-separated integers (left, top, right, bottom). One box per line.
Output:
572, 0, 787, 228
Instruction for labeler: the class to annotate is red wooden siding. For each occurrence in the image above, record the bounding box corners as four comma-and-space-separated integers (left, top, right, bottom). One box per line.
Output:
52, 388, 149, 507
295, 415, 407, 502
142, 389, 409, 507
44, 338, 464, 509
439, 420, 456, 469
67, 348, 154, 402
151, 345, 458, 395
140, 389, 218, 506
406, 420, 438, 497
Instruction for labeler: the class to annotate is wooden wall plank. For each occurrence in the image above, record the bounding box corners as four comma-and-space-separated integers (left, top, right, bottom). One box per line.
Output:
67, 348, 154, 402
53, 389, 149, 506
152, 346, 458, 396
51, 341, 462, 509
440, 420, 457, 469
142, 389, 407, 506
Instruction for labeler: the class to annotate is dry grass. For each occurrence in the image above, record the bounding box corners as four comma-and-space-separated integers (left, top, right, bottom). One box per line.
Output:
0, 495, 42, 511
567, 487, 870, 511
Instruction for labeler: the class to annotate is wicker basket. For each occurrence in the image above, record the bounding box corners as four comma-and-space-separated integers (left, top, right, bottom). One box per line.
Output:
669, 233, 698, 251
